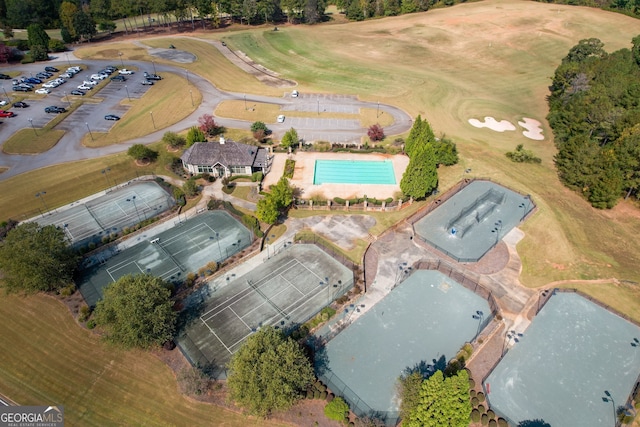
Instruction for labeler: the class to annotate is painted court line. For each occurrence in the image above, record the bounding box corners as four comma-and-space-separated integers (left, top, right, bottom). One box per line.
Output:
229, 306, 252, 331
201, 316, 233, 354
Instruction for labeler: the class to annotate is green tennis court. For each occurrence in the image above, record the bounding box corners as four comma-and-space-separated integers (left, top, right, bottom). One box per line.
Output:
79, 211, 251, 307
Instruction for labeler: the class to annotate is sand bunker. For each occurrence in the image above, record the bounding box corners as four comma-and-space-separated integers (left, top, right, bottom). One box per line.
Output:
468, 117, 516, 132
518, 118, 544, 140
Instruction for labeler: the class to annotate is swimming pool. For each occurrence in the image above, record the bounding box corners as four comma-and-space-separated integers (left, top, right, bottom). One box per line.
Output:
313, 159, 396, 185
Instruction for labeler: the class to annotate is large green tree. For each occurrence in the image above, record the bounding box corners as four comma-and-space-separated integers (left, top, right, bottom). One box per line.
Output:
0, 223, 77, 293
281, 127, 299, 149
256, 196, 279, 224
93, 274, 177, 349
400, 144, 438, 199
26, 23, 50, 60
73, 9, 97, 41
406, 370, 471, 427
227, 326, 314, 417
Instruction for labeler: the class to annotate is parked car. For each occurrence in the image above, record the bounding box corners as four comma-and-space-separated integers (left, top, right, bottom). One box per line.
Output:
36, 72, 52, 79
99, 69, 113, 75
25, 78, 42, 84
67, 66, 81, 72
104, 114, 120, 121
12, 86, 30, 92
13, 101, 28, 108
83, 80, 98, 86
0, 73, 10, 79
42, 81, 59, 88
143, 72, 162, 80
141, 79, 154, 85
45, 66, 59, 72
119, 69, 134, 75
277, 114, 285, 123
106, 65, 117, 72
70, 90, 85, 96
91, 73, 107, 80
59, 72, 73, 79
292, 90, 299, 98
19, 83, 34, 89
35, 88, 51, 95
110, 75, 126, 82
0, 110, 15, 118
0, 100, 7, 106
77, 84, 93, 90
44, 106, 66, 114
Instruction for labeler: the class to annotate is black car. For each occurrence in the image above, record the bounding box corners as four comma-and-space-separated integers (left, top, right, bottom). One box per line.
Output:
143, 72, 162, 81
0, 73, 10, 79
110, 75, 126, 82
70, 90, 85, 96
141, 79, 154, 85
12, 86, 31, 92
104, 114, 120, 121
45, 106, 66, 114
13, 101, 28, 108
45, 66, 59, 72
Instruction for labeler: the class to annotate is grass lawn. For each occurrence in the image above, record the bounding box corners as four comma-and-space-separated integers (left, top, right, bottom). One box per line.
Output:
81, 73, 201, 147
229, 185, 253, 201
0, 293, 284, 427
215, 100, 394, 127
2, 129, 65, 154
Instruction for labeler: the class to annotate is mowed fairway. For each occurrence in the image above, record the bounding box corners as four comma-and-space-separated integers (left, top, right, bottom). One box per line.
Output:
221, 0, 640, 285
0, 294, 284, 427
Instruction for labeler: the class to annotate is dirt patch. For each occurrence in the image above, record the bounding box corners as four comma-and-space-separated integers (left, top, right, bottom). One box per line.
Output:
135, 158, 152, 166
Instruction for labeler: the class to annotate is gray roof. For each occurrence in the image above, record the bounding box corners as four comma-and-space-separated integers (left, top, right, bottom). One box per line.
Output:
181, 139, 266, 168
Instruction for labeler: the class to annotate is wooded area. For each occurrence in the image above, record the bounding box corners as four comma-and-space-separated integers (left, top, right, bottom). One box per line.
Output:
547, 36, 640, 208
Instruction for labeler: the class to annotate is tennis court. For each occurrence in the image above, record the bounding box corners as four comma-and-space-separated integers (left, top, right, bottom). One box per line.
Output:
413, 180, 534, 262
485, 292, 640, 427
79, 211, 251, 307
34, 181, 173, 247
316, 270, 491, 423
177, 244, 353, 378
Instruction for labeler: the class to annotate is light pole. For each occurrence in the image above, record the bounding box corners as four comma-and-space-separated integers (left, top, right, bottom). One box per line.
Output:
376, 100, 380, 118
502, 329, 523, 355
518, 195, 531, 221
2, 85, 9, 101
28, 118, 37, 136
126, 195, 142, 223
317, 99, 319, 116
472, 310, 484, 338
85, 122, 94, 141
64, 91, 71, 107
35, 191, 49, 215
189, 89, 194, 107
124, 85, 131, 101
244, 94, 247, 110
150, 111, 156, 129
119, 52, 124, 68
491, 219, 503, 244
602, 391, 616, 426
152, 60, 157, 75
101, 168, 111, 190
66, 52, 71, 67
214, 232, 222, 258
185, 69, 190, 85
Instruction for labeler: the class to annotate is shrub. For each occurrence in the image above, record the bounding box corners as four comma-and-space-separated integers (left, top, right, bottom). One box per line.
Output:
20, 54, 34, 64
284, 159, 295, 178
477, 404, 486, 414
471, 409, 481, 423
48, 39, 65, 52
313, 390, 320, 399
314, 141, 331, 152
252, 172, 263, 182
184, 273, 197, 287
306, 390, 314, 399
471, 396, 479, 406
477, 391, 485, 402
87, 319, 96, 329
505, 144, 541, 163
333, 197, 346, 205
489, 420, 497, 427
481, 413, 489, 425
78, 305, 91, 322
127, 144, 157, 161
320, 391, 327, 400
326, 393, 334, 402
487, 409, 495, 419
497, 419, 508, 427
470, 389, 477, 398
324, 397, 349, 422
367, 124, 385, 141
58, 284, 76, 297
468, 378, 475, 389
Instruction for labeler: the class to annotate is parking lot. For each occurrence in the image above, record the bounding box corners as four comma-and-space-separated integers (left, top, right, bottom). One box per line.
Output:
0, 64, 154, 141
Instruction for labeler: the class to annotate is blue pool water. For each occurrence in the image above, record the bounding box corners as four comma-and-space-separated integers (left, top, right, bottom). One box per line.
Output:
313, 160, 396, 185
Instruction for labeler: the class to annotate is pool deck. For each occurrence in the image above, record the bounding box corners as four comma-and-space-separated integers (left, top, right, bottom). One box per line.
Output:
264, 152, 409, 200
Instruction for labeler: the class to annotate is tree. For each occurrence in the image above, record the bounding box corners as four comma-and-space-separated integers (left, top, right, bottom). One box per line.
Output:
251, 120, 269, 133
0, 223, 77, 293
27, 23, 50, 53
406, 370, 471, 427
73, 10, 97, 41
93, 274, 177, 349
324, 397, 349, 422
505, 144, 541, 163
562, 38, 607, 64
256, 196, 279, 224
400, 144, 438, 199
59, 1, 78, 39
398, 371, 423, 420
433, 136, 459, 166
186, 126, 206, 147
162, 131, 186, 149
270, 177, 294, 210
98, 20, 117, 35
227, 326, 314, 417
183, 178, 198, 197
367, 123, 385, 142
0, 43, 12, 63
281, 127, 299, 149
198, 114, 223, 136
127, 144, 157, 161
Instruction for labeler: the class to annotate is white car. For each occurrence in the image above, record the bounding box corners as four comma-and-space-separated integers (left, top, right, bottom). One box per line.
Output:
42, 81, 59, 88
0, 100, 7, 106
83, 80, 98, 86
91, 73, 106, 80
292, 90, 299, 98
60, 72, 73, 79
77, 84, 93, 90
277, 114, 285, 123
119, 69, 134, 75
35, 88, 50, 95
67, 66, 81, 73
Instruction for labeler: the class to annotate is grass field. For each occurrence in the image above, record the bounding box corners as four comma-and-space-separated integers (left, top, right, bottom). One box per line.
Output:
2, 129, 65, 154
0, 293, 284, 427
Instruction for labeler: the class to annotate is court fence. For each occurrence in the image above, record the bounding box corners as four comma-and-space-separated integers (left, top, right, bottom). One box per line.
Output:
317, 368, 399, 426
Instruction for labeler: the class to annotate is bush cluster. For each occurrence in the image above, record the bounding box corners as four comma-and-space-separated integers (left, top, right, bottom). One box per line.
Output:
306, 380, 331, 401
284, 159, 296, 178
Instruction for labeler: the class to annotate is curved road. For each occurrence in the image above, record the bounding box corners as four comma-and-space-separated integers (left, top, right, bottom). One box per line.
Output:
0, 52, 412, 181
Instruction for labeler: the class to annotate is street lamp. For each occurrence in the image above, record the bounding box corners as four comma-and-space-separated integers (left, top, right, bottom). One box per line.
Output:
2, 85, 9, 101
472, 310, 484, 338
85, 122, 94, 141
244, 94, 247, 110
150, 111, 156, 129
185, 69, 190, 85
28, 118, 37, 136
124, 85, 131, 101
376, 100, 380, 118
502, 329, 523, 355
126, 195, 142, 223
491, 219, 503, 244
214, 232, 222, 258
518, 195, 531, 221
152, 60, 157, 75
101, 168, 111, 190
190, 89, 194, 107
64, 91, 71, 107
35, 191, 49, 215
602, 391, 616, 426
118, 52, 124, 68
66, 52, 71, 67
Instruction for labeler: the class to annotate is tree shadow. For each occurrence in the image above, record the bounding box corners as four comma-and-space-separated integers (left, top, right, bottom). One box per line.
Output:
518, 419, 551, 427
402, 355, 448, 380
307, 335, 330, 377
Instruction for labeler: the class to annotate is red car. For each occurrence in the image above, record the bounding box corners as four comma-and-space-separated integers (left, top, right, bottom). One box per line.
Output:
0, 110, 15, 118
